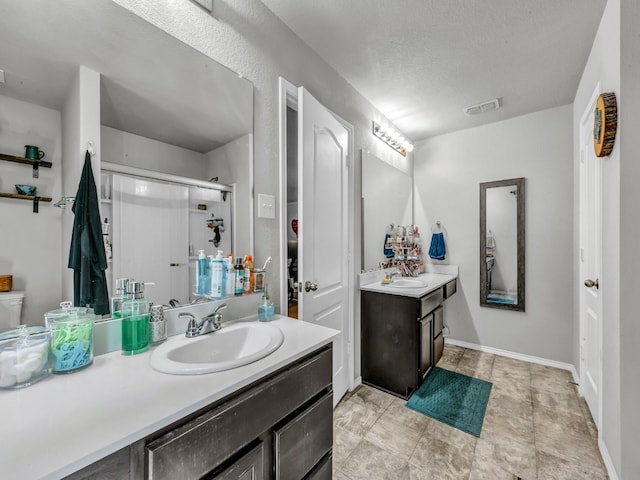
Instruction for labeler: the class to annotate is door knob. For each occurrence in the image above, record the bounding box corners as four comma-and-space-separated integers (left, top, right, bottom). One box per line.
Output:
304, 281, 318, 292
584, 278, 599, 289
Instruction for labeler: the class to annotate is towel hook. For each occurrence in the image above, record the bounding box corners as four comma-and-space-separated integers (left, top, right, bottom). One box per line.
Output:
87, 142, 96, 156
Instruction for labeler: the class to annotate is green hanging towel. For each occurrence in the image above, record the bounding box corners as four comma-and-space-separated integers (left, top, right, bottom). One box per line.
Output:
68, 151, 110, 315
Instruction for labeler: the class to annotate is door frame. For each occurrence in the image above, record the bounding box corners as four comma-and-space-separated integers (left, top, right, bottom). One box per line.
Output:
278, 77, 356, 393
578, 82, 604, 431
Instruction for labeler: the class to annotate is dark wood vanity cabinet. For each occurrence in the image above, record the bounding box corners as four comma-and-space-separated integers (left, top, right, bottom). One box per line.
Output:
65, 345, 333, 480
362, 281, 456, 399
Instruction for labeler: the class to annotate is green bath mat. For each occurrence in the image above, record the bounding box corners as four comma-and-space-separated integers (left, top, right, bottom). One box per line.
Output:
406, 367, 492, 437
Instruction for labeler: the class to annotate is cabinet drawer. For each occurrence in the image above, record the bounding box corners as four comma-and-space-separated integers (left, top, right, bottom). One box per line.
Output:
444, 279, 457, 299
147, 347, 332, 480
420, 289, 443, 317
275, 392, 333, 480
306, 454, 332, 480
209, 443, 264, 480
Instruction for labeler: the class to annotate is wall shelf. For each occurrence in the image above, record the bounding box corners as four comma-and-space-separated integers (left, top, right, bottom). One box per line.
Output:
0, 192, 52, 213
0, 153, 53, 178
0, 192, 52, 202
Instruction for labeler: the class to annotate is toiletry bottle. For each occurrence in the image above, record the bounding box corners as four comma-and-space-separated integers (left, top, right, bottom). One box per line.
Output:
210, 250, 226, 300
258, 284, 275, 321
121, 281, 150, 355
195, 250, 209, 295
234, 257, 245, 295
243, 254, 254, 294
110, 277, 130, 318
225, 254, 235, 297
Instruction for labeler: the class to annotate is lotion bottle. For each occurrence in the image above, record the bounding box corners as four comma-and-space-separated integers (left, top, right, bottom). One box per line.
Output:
225, 255, 235, 297
209, 250, 226, 300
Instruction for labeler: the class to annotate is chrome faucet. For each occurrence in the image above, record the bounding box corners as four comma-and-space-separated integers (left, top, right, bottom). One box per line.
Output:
181, 303, 228, 338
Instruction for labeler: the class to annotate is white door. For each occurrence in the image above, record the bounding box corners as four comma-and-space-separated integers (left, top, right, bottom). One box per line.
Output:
112, 175, 189, 306
579, 90, 603, 427
298, 87, 350, 405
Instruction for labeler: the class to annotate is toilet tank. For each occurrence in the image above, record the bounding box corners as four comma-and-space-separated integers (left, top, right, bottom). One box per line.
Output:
0, 291, 25, 333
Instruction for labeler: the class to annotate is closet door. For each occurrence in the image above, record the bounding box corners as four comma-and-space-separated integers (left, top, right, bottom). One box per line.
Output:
112, 175, 189, 306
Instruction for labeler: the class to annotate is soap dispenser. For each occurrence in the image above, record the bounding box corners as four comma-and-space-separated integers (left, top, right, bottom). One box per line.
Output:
258, 284, 275, 321
121, 281, 150, 355
110, 277, 130, 318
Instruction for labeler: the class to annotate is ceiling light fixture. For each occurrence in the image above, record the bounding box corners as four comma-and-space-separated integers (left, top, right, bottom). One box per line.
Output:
463, 98, 500, 116
372, 121, 413, 156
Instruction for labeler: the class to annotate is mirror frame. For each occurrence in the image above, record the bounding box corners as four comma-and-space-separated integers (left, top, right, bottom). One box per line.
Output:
479, 177, 526, 311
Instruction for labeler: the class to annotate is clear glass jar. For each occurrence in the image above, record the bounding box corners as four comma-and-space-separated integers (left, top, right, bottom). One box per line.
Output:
0, 325, 50, 389
45, 302, 94, 374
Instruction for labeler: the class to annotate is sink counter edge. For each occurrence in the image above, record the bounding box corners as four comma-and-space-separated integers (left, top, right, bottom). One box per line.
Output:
0, 316, 338, 480
360, 272, 458, 298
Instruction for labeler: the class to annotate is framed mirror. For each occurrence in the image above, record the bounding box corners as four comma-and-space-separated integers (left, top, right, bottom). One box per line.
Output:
361, 150, 413, 271
0, 0, 253, 314
480, 177, 525, 311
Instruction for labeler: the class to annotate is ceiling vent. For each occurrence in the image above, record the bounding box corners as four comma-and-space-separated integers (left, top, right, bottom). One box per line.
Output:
463, 98, 500, 116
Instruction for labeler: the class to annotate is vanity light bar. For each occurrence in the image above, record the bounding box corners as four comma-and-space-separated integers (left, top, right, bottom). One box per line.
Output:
372, 121, 414, 157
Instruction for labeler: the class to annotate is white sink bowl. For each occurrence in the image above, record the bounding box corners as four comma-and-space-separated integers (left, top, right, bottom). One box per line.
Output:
150, 322, 284, 375
385, 278, 428, 288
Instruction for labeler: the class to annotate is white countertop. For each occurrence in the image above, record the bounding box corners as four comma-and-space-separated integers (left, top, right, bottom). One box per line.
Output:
0, 316, 338, 480
360, 271, 458, 298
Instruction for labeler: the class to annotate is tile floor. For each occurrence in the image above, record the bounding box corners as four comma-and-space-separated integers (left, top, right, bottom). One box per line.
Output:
333, 344, 608, 480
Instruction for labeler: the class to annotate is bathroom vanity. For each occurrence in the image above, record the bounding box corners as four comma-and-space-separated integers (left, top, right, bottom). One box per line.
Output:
360, 271, 457, 399
0, 316, 338, 480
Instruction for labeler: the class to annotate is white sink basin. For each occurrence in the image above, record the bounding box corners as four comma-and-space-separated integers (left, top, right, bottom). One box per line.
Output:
150, 322, 284, 375
385, 278, 428, 288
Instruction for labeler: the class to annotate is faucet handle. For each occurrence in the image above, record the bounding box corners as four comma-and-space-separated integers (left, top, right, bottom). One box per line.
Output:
213, 303, 228, 314
180, 313, 200, 337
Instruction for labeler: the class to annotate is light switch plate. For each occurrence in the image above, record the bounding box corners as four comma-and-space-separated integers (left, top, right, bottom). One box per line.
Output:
257, 193, 275, 219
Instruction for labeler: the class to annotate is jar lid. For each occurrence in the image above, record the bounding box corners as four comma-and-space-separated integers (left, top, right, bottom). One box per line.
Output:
45, 301, 93, 325
0, 325, 48, 341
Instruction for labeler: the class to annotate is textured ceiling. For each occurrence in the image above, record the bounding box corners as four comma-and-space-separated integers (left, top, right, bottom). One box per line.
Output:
0, 0, 252, 153
262, 0, 607, 141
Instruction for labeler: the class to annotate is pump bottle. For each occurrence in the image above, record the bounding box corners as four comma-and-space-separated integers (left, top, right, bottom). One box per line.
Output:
110, 277, 130, 318
121, 281, 150, 355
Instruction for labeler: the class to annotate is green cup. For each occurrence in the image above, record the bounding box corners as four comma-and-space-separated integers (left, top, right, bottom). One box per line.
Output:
24, 145, 45, 161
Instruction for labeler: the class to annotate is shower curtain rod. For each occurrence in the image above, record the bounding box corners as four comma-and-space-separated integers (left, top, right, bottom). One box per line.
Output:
101, 161, 233, 192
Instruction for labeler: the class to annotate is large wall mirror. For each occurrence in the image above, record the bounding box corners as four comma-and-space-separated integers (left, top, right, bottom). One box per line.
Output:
480, 177, 525, 311
0, 0, 253, 312
361, 150, 413, 271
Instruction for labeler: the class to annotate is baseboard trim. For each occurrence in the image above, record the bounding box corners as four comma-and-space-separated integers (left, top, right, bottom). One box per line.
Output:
444, 337, 579, 382
598, 437, 619, 480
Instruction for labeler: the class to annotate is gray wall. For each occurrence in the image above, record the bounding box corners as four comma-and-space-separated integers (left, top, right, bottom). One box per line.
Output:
0, 94, 63, 326
414, 105, 574, 363
619, 0, 640, 477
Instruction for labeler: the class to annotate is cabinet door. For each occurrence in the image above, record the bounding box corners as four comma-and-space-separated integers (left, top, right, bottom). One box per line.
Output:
361, 291, 419, 398
434, 333, 444, 366
210, 444, 263, 480
275, 392, 333, 480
